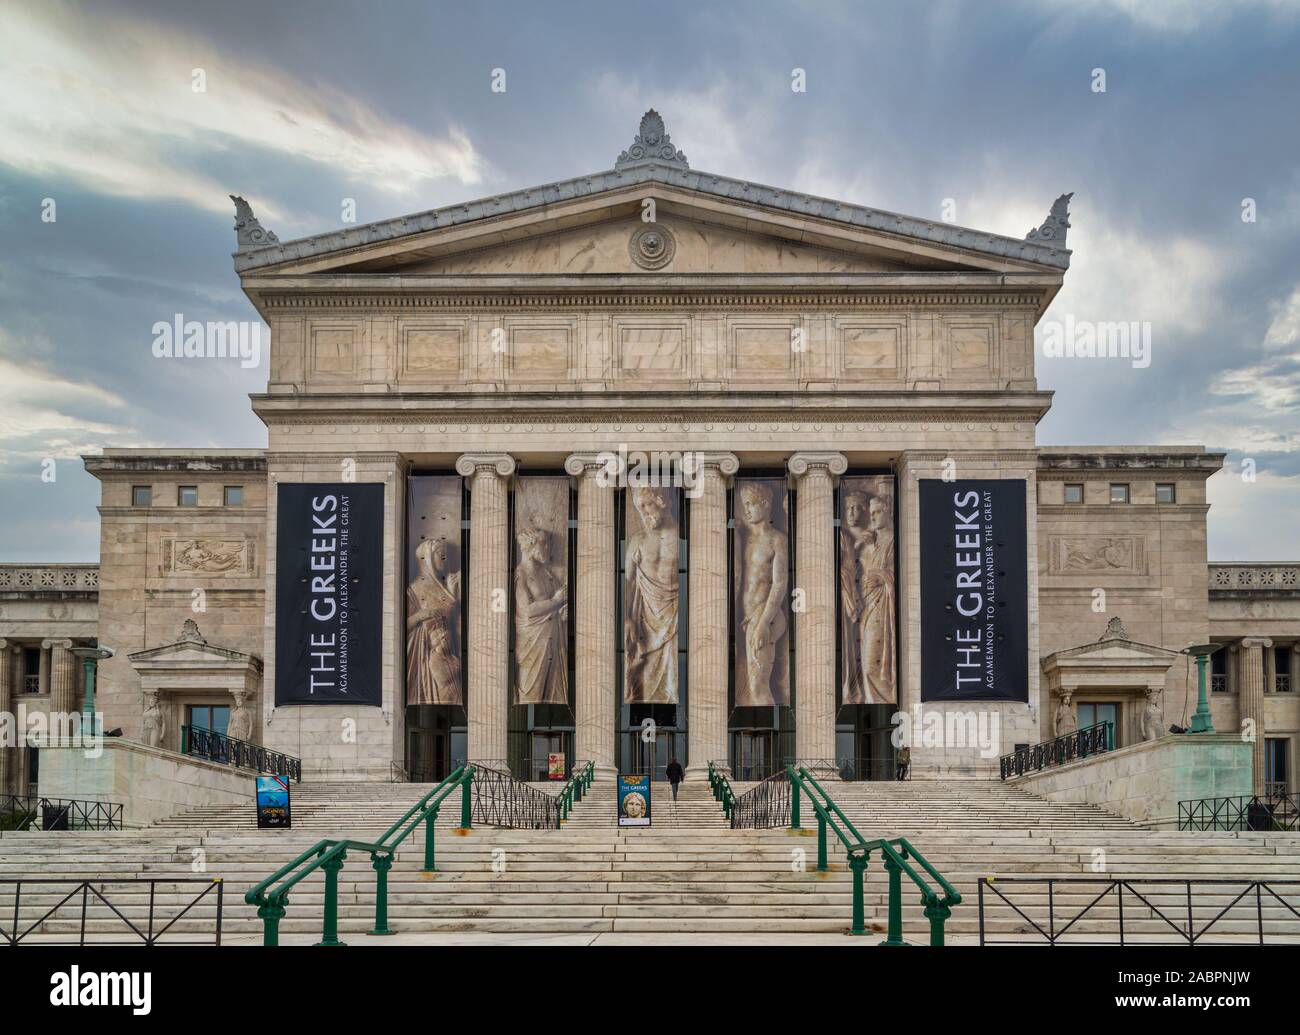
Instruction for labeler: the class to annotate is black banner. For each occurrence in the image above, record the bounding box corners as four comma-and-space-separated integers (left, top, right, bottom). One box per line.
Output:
919, 479, 1027, 702
275, 482, 384, 706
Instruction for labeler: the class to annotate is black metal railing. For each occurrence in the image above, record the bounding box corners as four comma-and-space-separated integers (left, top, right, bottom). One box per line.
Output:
470, 765, 560, 829
1211, 674, 1227, 693
730, 769, 791, 829
0, 878, 224, 946
1000, 721, 1114, 780
978, 877, 1300, 945
181, 725, 302, 782
0, 796, 123, 831
1178, 791, 1298, 831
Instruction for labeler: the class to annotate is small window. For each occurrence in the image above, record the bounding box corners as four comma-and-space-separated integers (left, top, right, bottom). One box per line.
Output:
1064, 483, 1084, 504
224, 485, 244, 506
1156, 483, 1176, 504
178, 486, 198, 507
1109, 483, 1130, 504
131, 485, 152, 507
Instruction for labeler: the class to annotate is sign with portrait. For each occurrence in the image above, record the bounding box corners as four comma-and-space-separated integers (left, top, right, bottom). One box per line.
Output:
617, 773, 652, 827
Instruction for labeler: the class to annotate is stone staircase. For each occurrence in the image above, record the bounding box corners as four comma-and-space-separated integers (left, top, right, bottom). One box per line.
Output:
1, 777, 1297, 944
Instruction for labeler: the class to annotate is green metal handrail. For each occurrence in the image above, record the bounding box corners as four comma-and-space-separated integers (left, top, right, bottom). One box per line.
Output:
244, 764, 473, 946
788, 765, 962, 944
707, 761, 735, 820
557, 760, 595, 821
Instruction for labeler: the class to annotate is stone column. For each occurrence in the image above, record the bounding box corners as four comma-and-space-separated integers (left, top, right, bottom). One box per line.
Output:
1240, 637, 1272, 793
565, 454, 618, 778
455, 453, 516, 765
37, 645, 50, 696
788, 452, 847, 764
685, 452, 738, 780
44, 639, 76, 717
0, 640, 12, 796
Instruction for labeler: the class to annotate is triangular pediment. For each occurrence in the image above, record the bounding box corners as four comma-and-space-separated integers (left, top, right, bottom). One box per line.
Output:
234, 166, 1070, 283
129, 621, 260, 671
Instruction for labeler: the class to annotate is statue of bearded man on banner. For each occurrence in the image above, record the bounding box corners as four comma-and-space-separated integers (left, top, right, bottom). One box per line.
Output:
624, 486, 680, 704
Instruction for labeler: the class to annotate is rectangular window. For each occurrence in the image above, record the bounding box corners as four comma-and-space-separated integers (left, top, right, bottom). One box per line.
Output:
223, 485, 244, 506
22, 647, 41, 694
1275, 647, 1292, 693
132, 485, 152, 507
187, 705, 230, 737
1211, 644, 1228, 693
178, 485, 198, 507
1156, 483, 1176, 504
1063, 483, 1084, 504
1109, 483, 1130, 504
1264, 738, 1289, 795
1076, 702, 1119, 745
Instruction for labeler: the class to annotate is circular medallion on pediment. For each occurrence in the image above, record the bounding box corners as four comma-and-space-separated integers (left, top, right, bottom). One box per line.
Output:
629, 225, 676, 270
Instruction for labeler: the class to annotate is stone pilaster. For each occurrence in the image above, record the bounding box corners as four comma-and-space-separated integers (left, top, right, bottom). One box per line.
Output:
455, 453, 516, 764
0, 640, 12, 796
788, 452, 847, 764
685, 452, 738, 780
565, 454, 618, 778
44, 639, 76, 716
1240, 637, 1271, 793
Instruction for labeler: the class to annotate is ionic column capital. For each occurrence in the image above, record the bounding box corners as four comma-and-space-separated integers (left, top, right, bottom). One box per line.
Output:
564, 452, 614, 479
455, 453, 516, 480
1241, 637, 1274, 650
684, 451, 740, 478
787, 452, 848, 481
42, 638, 74, 651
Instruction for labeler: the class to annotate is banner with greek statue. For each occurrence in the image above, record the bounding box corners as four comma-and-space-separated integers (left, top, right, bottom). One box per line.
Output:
839, 475, 897, 706
733, 478, 790, 707
406, 475, 463, 707
512, 476, 569, 706
623, 485, 681, 704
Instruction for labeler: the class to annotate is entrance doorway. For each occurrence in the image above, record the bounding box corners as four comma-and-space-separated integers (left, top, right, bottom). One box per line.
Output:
528, 731, 570, 781
408, 729, 448, 783
624, 728, 680, 781
858, 725, 897, 781
732, 730, 778, 781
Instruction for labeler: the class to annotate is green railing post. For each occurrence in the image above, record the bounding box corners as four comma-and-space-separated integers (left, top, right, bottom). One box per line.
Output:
314, 849, 346, 947
790, 769, 801, 830
848, 851, 868, 936
423, 807, 439, 871
924, 899, 951, 947
880, 853, 907, 947
370, 852, 393, 935
460, 769, 473, 829
817, 812, 828, 872
257, 900, 285, 946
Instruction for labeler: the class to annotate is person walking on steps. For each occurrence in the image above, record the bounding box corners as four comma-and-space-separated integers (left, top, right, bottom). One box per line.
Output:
895, 744, 910, 781
666, 758, 684, 801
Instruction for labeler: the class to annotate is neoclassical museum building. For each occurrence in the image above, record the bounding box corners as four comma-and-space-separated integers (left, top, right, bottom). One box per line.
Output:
1, 112, 1297, 802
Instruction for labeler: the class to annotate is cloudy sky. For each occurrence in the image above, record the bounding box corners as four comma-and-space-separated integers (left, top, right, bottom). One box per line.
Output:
1, 0, 1297, 561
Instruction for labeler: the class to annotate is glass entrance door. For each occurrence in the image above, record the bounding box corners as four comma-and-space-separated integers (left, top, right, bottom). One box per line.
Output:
626, 729, 678, 781
530, 731, 567, 781
408, 729, 448, 783
1077, 702, 1120, 747
732, 731, 777, 781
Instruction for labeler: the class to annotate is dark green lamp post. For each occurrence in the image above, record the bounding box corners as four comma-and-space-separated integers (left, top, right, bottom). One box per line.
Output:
1182, 643, 1220, 734
70, 645, 114, 736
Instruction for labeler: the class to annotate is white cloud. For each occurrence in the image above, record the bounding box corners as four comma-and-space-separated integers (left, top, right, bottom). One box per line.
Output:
0, 2, 485, 221
1032, 0, 1300, 33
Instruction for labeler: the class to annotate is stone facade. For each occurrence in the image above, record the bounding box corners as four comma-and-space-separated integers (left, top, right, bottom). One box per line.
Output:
3, 114, 1297, 798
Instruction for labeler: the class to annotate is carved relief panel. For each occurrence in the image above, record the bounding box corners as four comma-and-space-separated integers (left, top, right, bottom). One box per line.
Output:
623, 485, 681, 704
406, 475, 464, 707
512, 477, 569, 706
733, 479, 790, 707
838, 475, 898, 706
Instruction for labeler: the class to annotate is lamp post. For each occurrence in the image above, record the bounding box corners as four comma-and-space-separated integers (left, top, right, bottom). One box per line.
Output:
1182, 643, 1220, 734
70, 646, 114, 737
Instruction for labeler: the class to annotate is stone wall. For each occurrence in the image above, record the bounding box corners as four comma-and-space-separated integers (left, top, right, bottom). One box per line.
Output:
36, 736, 255, 827
1008, 733, 1252, 828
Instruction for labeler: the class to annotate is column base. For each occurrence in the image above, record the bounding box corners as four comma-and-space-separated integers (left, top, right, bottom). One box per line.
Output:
591, 762, 619, 782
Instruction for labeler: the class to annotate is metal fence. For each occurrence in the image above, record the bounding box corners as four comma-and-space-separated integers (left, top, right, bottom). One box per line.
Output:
978, 877, 1300, 945
181, 725, 302, 782
470, 765, 561, 829
0, 796, 123, 831
1179, 792, 1298, 831
999, 721, 1113, 780
730, 769, 791, 829
0, 878, 224, 946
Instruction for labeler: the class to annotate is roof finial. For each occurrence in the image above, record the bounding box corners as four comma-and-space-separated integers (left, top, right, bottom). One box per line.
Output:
230, 195, 279, 249
615, 109, 689, 170
1099, 616, 1129, 642
1026, 192, 1072, 248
